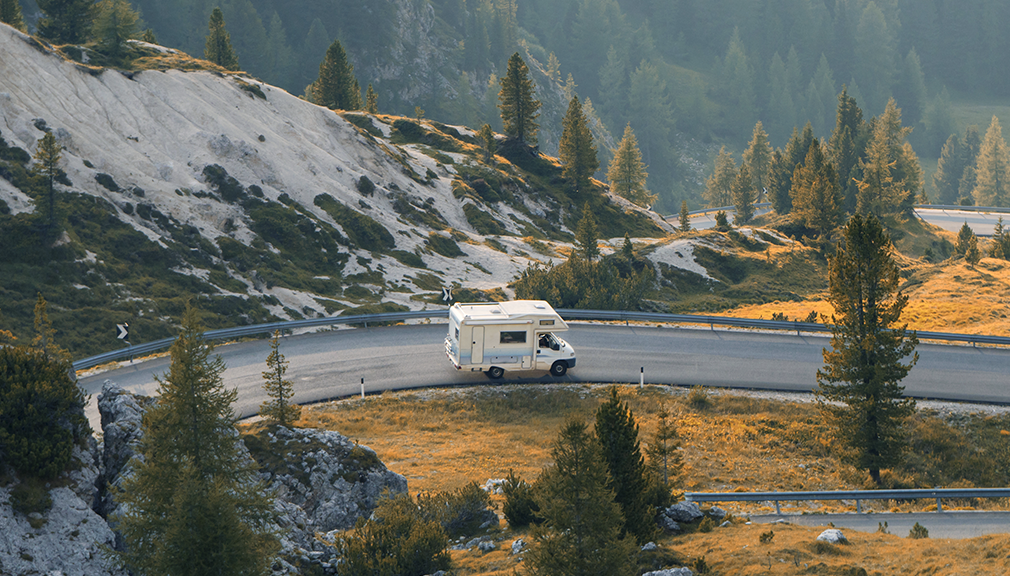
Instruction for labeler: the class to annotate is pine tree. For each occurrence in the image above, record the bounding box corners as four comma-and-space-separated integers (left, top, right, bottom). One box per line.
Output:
310, 39, 361, 111
260, 330, 300, 427
92, 0, 140, 61
498, 52, 540, 144
742, 121, 772, 198
645, 404, 682, 488
32, 131, 62, 238
0, 0, 25, 31
575, 202, 599, 262
607, 124, 653, 207
32, 293, 71, 365
704, 146, 737, 208
559, 96, 599, 193
767, 149, 793, 215
114, 306, 278, 576
141, 28, 156, 43
678, 200, 691, 232
965, 233, 981, 267
338, 493, 451, 576
479, 124, 496, 163
932, 134, 966, 205
855, 100, 914, 217
955, 221, 974, 256
988, 217, 1010, 260
972, 116, 1010, 207
204, 7, 239, 70
791, 139, 843, 239
37, 0, 95, 44
732, 164, 757, 225
828, 86, 867, 212
817, 214, 918, 485
365, 84, 378, 114
595, 387, 653, 544
526, 416, 635, 576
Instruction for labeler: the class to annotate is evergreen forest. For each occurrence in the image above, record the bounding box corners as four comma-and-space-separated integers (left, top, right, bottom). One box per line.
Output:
13, 0, 1010, 213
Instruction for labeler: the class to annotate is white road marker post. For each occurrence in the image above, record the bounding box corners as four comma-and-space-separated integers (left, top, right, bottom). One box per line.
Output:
361, 377, 365, 399
640, 367, 644, 388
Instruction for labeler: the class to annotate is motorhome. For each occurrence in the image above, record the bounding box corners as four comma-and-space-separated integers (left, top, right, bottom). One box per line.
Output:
445, 300, 576, 379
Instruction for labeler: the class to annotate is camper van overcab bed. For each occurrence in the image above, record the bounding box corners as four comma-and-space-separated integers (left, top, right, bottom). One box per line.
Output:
444, 300, 576, 379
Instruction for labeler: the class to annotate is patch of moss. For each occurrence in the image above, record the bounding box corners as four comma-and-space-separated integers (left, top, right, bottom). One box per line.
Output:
463, 203, 506, 235
426, 233, 465, 258
314, 194, 395, 252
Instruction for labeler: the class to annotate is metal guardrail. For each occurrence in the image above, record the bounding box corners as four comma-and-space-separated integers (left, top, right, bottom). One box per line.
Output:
685, 488, 1010, 514
73, 308, 1010, 372
916, 204, 1010, 214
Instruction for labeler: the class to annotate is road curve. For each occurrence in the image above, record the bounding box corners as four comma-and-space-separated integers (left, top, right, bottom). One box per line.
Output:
80, 322, 1010, 430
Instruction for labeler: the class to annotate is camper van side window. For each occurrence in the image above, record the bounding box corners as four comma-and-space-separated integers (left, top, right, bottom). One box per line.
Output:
500, 331, 527, 344
539, 319, 555, 326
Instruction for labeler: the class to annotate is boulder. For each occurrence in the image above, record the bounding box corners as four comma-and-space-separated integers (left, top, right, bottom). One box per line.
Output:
663, 501, 704, 523
95, 380, 155, 519
477, 539, 496, 553
817, 529, 848, 544
707, 506, 727, 519
641, 541, 658, 551
511, 538, 526, 555
643, 568, 694, 576
658, 514, 681, 533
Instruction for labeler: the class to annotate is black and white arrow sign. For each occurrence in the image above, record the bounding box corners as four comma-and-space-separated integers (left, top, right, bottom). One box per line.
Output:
116, 323, 129, 340
441, 286, 453, 302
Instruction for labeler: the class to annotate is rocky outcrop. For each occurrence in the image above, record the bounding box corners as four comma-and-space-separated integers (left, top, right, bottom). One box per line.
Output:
95, 380, 153, 519
817, 528, 848, 544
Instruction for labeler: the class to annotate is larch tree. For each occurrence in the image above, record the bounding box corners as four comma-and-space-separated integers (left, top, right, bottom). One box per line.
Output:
817, 214, 918, 486
204, 7, 239, 70
988, 217, 1010, 260
827, 86, 867, 212
113, 306, 278, 576
37, 0, 95, 44
260, 330, 299, 427
93, 0, 141, 61
965, 232, 982, 267
678, 200, 691, 232
498, 52, 540, 145
31, 131, 62, 238
575, 202, 599, 262
365, 84, 378, 114
703, 146, 736, 208
526, 416, 635, 576
955, 221, 974, 257
32, 293, 71, 365
479, 124, 496, 163
767, 149, 793, 215
311, 40, 361, 111
742, 121, 773, 198
595, 386, 653, 544
0, 0, 26, 31
607, 123, 653, 207
791, 139, 843, 239
932, 134, 966, 206
972, 116, 1010, 207
559, 96, 599, 193
645, 403, 682, 488
855, 100, 914, 217
731, 164, 757, 225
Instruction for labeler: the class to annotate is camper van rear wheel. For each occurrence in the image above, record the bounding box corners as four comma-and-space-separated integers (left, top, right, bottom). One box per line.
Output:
550, 361, 568, 377
487, 366, 504, 379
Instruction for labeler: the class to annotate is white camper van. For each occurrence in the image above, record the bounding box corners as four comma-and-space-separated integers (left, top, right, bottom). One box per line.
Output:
445, 300, 576, 379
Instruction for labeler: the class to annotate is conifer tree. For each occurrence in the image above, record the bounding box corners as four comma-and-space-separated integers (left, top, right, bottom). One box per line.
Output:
743, 121, 772, 197
479, 124, 496, 163
645, 404, 682, 488
828, 86, 867, 212
767, 149, 793, 215
37, 0, 95, 44
965, 233, 981, 267
204, 7, 239, 70
575, 202, 599, 262
365, 84, 378, 114
932, 134, 966, 205
817, 214, 918, 485
32, 293, 71, 365
732, 164, 756, 225
607, 124, 653, 207
498, 52, 540, 144
93, 0, 140, 61
988, 217, 1010, 260
141, 28, 156, 43
526, 416, 635, 576
791, 139, 843, 238
955, 221, 974, 257
32, 131, 62, 237
678, 200, 691, 232
310, 40, 361, 110
260, 330, 299, 427
114, 306, 278, 576
704, 146, 736, 208
595, 387, 653, 544
855, 100, 914, 217
338, 493, 451, 576
559, 96, 599, 193
972, 116, 1010, 207
0, 0, 25, 31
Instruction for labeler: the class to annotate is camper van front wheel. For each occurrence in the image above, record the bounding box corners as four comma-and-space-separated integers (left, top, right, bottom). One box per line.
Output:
550, 361, 568, 377
487, 367, 505, 379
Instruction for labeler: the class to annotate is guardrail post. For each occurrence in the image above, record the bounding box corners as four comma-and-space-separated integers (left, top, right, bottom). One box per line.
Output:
936, 497, 943, 512
856, 499, 861, 513
775, 500, 781, 514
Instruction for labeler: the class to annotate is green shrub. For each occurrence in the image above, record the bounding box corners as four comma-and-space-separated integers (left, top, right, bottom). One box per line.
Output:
698, 516, 715, 533
356, 175, 376, 196
425, 233, 465, 258
463, 203, 506, 235
417, 481, 496, 538
390, 250, 425, 268
0, 347, 89, 479
759, 529, 774, 543
314, 193, 395, 252
338, 492, 450, 576
686, 386, 712, 411
502, 470, 539, 529
95, 173, 121, 192
10, 479, 53, 519
909, 522, 929, 539
202, 164, 245, 203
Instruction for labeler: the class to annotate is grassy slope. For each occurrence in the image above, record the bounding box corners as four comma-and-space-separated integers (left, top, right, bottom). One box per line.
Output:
256, 384, 1010, 576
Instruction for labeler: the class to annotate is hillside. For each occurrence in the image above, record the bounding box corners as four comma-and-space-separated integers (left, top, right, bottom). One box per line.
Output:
0, 22, 665, 356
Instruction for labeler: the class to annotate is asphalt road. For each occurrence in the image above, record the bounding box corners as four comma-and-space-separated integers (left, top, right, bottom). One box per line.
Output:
753, 511, 1010, 539
81, 322, 1010, 428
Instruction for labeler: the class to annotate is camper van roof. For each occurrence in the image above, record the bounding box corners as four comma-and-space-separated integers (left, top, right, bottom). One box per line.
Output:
453, 300, 557, 321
